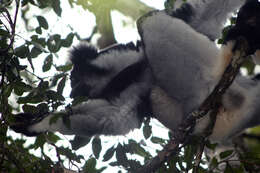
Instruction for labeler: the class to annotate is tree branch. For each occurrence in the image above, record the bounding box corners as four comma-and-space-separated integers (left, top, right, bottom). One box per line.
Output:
193, 141, 205, 173
0, 0, 20, 53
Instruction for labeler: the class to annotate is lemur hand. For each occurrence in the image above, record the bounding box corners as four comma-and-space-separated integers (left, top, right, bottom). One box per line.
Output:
224, 0, 260, 55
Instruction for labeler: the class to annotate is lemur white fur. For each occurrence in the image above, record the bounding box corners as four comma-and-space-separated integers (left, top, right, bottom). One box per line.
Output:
12, 0, 260, 143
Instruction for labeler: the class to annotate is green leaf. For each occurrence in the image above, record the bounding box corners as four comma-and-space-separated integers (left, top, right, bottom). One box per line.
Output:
38, 80, 49, 90
30, 46, 42, 58
49, 73, 66, 87
37, 16, 48, 29
209, 157, 218, 169
58, 146, 82, 162
57, 76, 66, 95
13, 81, 32, 96
83, 158, 97, 173
116, 144, 128, 167
52, 0, 62, 16
56, 64, 73, 72
14, 45, 29, 59
164, 0, 175, 11
220, 25, 232, 44
184, 145, 196, 170
17, 65, 27, 70
143, 121, 152, 139
129, 140, 151, 158
42, 54, 53, 72
242, 59, 255, 75
68, 0, 74, 7
21, 0, 36, 6
72, 96, 88, 106
34, 134, 46, 149
220, 150, 233, 159
0, 28, 10, 37
92, 137, 102, 159
18, 94, 43, 104
71, 136, 91, 150
103, 146, 115, 162
45, 90, 65, 101
35, 26, 42, 34
151, 136, 165, 145
205, 140, 218, 150
30, 35, 46, 47
37, 103, 49, 113
46, 132, 60, 143
37, 0, 52, 8
3, 84, 13, 97
22, 104, 39, 114
61, 33, 74, 47
47, 34, 61, 53
97, 167, 107, 173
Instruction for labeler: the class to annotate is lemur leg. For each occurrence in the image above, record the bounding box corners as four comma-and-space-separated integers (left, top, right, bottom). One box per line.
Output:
27, 82, 149, 136
28, 99, 141, 136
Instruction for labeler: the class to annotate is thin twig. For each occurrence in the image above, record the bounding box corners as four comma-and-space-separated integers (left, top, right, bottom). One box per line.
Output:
193, 141, 205, 173
0, 12, 11, 32
1, 9, 12, 25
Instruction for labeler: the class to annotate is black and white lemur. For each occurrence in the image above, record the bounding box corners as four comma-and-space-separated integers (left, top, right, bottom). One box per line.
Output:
11, 0, 260, 143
